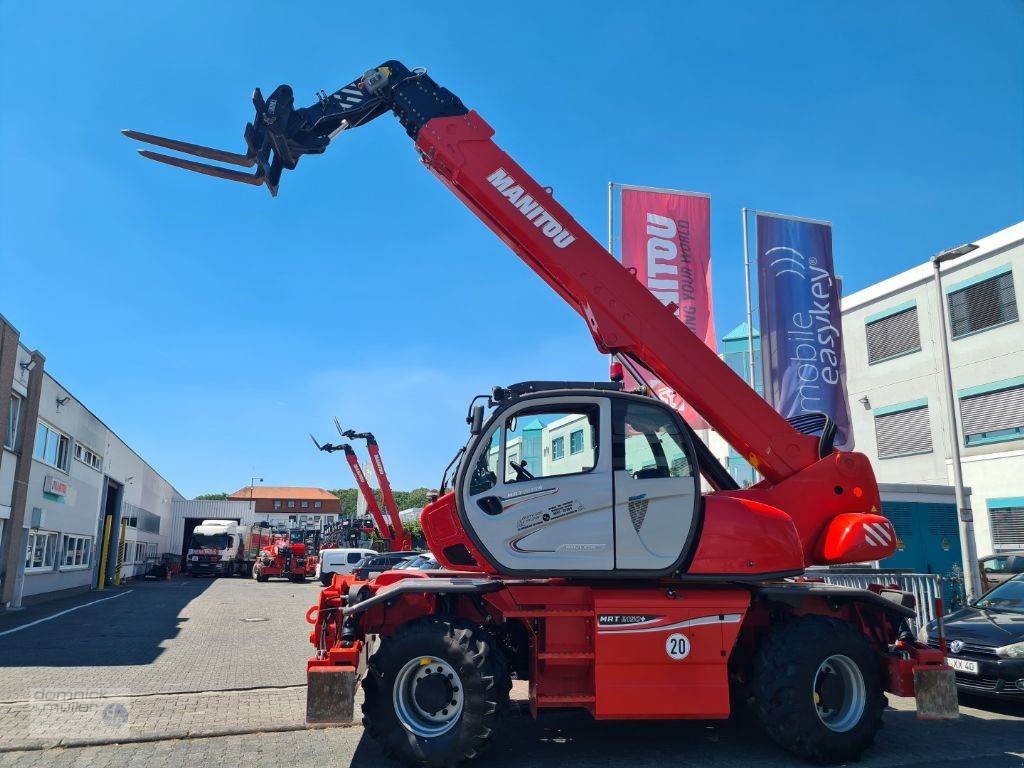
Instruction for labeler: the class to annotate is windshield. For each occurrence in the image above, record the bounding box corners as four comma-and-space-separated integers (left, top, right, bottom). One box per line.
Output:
190, 532, 228, 549
975, 574, 1024, 614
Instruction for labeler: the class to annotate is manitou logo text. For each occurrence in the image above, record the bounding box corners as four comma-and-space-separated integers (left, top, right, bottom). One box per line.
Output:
487, 168, 576, 249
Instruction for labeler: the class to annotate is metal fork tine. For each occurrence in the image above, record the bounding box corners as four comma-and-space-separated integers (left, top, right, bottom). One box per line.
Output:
123, 130, 255, 168
137, 150, 264, 186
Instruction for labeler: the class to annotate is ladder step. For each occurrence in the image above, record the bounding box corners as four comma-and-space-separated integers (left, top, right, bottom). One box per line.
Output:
537, 694, 596, 705
537, 651, 595, 661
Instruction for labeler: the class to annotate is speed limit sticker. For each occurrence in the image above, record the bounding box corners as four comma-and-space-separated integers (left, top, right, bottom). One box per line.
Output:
665, 633, 690, 660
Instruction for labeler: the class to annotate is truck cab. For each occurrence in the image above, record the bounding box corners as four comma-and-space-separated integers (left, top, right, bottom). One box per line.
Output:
186, 519, 241, 576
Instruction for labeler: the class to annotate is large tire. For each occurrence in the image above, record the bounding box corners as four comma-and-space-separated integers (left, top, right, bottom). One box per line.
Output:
752, 615, 885, 764
362, 619, 510, 767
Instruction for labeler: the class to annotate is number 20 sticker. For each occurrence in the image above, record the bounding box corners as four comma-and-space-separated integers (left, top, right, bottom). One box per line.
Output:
666, 633, 690, 660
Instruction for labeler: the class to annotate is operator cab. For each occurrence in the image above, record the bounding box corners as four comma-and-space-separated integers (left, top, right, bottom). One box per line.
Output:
455, 382, 707, 576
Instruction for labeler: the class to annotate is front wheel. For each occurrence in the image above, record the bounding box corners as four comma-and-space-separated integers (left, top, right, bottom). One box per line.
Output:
752, 615, 885, 764
362, 619, 510, 767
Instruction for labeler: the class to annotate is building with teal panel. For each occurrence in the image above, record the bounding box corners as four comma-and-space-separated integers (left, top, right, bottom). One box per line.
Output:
719, 323, 761, 488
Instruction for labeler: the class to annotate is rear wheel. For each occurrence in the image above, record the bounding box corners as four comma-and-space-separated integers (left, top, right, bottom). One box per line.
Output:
752, 615, 885, 764
363, 619, 510, 767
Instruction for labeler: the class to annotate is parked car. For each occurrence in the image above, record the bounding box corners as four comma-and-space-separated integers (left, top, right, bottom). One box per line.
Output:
352, 551, 421, 581
980, 552, 1024, 592
394, 552, 439, 571
318, 547, 378, 586
919, 572, 1024, 699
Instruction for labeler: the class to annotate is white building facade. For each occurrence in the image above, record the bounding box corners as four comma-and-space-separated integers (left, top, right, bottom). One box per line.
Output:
1, 313, 183, 607
841, 221, 1024, 557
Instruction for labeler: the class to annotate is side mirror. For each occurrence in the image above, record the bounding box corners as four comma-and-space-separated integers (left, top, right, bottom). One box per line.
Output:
470, 404, 485, 435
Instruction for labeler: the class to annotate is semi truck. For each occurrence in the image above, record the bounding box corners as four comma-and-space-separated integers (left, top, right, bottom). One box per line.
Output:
185, 519, 248, 576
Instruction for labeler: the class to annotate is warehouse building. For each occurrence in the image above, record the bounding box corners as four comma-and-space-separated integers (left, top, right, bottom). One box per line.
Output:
169, 488, 343, 557
842, 220, 1024, 557
1, 314, 183, 608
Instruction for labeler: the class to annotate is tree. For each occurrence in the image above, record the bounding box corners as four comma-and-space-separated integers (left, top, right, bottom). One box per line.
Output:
194, 492, 228, 500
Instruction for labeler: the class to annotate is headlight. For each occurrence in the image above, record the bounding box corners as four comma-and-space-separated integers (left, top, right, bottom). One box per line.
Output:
996, 640, 1024, 659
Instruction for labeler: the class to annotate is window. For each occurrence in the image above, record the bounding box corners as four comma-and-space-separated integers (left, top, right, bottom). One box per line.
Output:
982, 556, 1009, 574
6, 394, 21, 449
33, 421, 70, 471
323, 514, 334, 523
551, 436, 565, 461
960, 380, 1024, 446
288, 500, 296, 508
989, 499, 1024, 552
314, 501, 322, 509
25, 530, 58, 571
569, 429, 584, 455
62, 534, 93, 568
273, 500, 281, 509
619, 402, 693, 478
515, 407, 598, 482
947, 268, 1018, 339
865, 304, 921, 363
301, 501, 309, 508
73, 442, 103, 471
347, 552, 363, 564
873, 401, 932, 458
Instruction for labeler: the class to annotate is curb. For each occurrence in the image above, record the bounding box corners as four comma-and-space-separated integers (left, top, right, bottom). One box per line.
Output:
0, 721, 359, 753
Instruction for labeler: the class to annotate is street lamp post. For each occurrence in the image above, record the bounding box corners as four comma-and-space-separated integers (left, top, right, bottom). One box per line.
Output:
249, 476, 263, 523
931, 243, 981, 603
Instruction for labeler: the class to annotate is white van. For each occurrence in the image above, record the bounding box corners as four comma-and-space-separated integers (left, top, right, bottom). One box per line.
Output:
318, 548, 378, 585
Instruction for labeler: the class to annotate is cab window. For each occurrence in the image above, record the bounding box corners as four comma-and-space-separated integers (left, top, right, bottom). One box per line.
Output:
501, 405, 599, 483
617, 401, 693, 479
470, 429, 501, 495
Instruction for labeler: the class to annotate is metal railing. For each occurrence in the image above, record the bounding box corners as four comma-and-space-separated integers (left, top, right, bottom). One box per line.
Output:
808, 571, 950, 632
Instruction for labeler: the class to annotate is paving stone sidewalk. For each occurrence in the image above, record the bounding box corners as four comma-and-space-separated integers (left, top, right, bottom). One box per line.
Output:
0, 685, 323, 751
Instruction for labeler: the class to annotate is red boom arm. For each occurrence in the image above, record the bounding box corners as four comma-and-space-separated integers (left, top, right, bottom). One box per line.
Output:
414, 112, 819, 483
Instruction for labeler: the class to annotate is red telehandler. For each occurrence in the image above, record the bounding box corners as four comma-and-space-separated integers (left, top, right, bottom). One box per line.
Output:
126, 60, 955, 767
338, 423, 414, 552
312, 419, 412, 552
251, 525, 309, 583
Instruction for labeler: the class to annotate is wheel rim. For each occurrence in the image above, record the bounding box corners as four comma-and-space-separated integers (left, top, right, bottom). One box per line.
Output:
393, 655, 465, 737
813, 654, 866, 733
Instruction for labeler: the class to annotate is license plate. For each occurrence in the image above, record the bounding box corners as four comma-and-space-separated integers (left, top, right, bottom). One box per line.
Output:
947, 657, 979, 675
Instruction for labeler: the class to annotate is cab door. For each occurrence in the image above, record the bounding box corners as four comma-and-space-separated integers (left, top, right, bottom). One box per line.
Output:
612, 399, 699, 571
460, 396, 614, 573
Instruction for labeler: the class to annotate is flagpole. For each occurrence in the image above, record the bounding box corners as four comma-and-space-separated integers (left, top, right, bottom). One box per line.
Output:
742, 207, 757, 389
607, 182, 614, 256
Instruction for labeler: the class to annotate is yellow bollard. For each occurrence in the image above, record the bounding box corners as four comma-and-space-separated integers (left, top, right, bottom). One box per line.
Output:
97, 515, 113, 591
114, 519, 128, 586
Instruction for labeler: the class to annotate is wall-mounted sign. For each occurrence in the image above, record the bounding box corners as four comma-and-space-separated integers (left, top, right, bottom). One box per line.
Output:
44, 475, 68, 497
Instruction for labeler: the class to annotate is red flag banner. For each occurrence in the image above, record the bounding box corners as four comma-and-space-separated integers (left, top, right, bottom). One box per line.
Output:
619, 186, 716, 428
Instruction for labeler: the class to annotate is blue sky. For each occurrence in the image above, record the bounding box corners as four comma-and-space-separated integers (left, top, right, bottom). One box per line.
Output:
2, 2, 1021, 497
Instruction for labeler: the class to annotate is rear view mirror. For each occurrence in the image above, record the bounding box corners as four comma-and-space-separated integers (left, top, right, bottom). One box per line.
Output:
470, 404, 485, 435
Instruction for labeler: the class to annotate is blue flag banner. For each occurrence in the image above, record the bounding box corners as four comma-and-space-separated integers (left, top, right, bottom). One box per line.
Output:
756, 213, 851, 446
